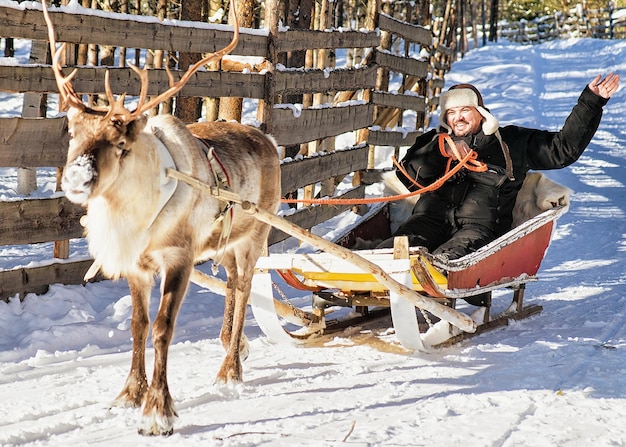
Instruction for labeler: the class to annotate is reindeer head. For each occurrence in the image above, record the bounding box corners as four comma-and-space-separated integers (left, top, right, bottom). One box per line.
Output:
61, 105, 149, 204
42, 0, 239, 205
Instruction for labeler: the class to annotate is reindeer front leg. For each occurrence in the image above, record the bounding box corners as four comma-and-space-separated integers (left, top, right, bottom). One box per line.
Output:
113, 274, 152, 408
139, 259, 192, 436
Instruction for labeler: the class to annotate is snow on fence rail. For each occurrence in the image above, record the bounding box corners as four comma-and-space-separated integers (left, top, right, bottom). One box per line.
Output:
0, 3, 450, 300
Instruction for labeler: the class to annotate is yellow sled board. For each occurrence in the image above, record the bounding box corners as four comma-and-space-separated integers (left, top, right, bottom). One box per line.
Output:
255, 248, 448, 293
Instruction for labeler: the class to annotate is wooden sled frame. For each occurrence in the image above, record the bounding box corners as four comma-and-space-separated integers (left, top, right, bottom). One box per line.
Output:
168, 168, 567, 352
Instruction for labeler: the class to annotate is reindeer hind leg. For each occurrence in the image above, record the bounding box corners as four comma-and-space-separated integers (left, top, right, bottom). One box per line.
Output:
216, 245, 261, 383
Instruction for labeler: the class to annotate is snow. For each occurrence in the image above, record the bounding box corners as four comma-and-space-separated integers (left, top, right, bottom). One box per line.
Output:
1, 37, 626, 446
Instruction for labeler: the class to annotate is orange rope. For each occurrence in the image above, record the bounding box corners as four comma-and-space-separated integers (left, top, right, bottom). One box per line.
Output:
281, 134, 488, 206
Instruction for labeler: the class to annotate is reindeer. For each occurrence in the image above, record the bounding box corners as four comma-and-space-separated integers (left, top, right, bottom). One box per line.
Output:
43, 0, 281, 436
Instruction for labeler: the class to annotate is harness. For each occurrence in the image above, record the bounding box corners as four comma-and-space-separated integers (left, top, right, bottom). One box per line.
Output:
146, 130, 179, 229
194, 136, 234, 275
149, 129, 235, 274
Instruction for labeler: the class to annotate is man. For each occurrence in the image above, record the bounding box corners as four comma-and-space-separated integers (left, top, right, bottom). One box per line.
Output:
378, 74, 620, 306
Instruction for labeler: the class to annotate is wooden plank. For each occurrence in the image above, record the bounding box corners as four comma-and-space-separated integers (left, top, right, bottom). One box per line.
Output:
274, 65, 377, 96
434, 42, 454, 56
430, 78, 445, 89
0, 4, 267, 56
275, 28, 380, 53
0, 197, 85, 246
378, 13, 432, 45
371, 91, 426, 112
280, 145, 370, 193
0, 259, 96, 301
367, 129, 423, 147
0, 66, 266, 99
0, 117, 68, 167
272, 103, 374, 147
268, 185, 365, 244
375, 51, 429, 78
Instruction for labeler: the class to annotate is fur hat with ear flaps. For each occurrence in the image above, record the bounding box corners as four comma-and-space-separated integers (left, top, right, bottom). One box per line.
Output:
439, 84, 499, 136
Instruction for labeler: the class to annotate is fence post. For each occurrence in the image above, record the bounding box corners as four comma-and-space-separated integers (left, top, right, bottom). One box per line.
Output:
355, 0, 379, 179
257, 0, 278, 140
18, 38, 48, 196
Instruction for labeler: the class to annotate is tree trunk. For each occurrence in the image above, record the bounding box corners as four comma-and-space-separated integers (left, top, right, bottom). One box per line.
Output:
76, 0, 90, 65
175, 0, 204, 123
3, 38, 14, 57
282, 0, 313, 158
204, 0, 225, 122
150, 0, 169, 115
218, 0, 255, 121
488, 0, 498, 42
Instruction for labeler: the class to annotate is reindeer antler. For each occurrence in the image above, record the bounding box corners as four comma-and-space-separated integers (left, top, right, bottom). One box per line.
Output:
130, 0, 239, 118
43, 0, 239, 118
42, 0, 86, 112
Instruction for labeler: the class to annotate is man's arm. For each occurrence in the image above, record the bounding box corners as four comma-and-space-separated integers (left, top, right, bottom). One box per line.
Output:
526, 74, 619, 170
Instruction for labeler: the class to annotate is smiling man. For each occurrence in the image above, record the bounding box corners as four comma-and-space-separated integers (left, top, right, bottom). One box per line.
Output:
378, 74, 620, 308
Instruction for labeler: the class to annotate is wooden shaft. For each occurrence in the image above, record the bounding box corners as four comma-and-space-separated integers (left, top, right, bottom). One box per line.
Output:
190, 269, 321, 328
238, 201, 476, 333
169, 168, 476, 333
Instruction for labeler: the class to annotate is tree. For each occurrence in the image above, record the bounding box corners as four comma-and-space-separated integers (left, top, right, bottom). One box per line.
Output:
175, 0, 204, 123
218, 0, 256, 121
488, 0, 498, 42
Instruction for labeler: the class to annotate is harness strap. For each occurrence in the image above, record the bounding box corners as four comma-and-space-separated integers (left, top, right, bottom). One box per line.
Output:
494, 130, 515, 180
194, 136, 234, 274
147, 126, 179, 229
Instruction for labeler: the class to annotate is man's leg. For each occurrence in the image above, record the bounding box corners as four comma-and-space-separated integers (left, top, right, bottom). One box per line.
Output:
432, 223, 495, 260
377, 213, 451, 249
433, 223, 495, 312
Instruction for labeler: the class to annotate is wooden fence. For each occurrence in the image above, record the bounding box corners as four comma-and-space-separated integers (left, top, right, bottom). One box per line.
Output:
499, 6, 626, 44
0, 2, 451, 300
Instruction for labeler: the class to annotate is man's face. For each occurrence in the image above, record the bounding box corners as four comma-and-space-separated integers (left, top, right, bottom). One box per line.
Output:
445, 106, 483, 137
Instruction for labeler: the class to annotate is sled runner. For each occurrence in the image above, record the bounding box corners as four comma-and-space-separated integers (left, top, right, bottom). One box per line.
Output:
169, 168, 568, 351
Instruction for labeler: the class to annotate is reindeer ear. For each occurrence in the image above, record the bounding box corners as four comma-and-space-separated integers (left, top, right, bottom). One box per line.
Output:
126, 114, 148, 137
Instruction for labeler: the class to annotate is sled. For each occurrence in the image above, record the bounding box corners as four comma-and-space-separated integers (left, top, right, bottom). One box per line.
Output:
249, 205, 567, 350
168, 168, 567, 351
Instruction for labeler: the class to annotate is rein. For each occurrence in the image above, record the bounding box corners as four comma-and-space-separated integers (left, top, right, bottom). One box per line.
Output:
281, 133, 489, 206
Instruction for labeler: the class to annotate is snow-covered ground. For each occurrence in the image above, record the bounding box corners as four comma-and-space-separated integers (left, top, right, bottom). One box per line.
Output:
1, 37, 626, 446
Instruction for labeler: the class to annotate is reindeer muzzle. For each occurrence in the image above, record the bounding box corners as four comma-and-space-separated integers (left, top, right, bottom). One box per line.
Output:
62, 154, 97, 204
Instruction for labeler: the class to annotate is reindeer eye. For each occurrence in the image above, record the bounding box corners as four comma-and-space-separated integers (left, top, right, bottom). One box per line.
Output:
116, 144, 129, 158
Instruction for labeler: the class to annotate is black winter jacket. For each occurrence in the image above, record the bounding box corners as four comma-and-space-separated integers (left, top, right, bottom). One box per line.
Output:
397, 86, 608, 235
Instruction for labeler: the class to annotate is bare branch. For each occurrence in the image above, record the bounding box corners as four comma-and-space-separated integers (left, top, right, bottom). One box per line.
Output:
42, 0, 85, 111
131, 0, 239, 117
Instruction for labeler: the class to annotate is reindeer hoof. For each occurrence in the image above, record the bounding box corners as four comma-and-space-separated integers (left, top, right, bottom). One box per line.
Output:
138, 412, 177, 437
138, 426, 174, 437
216, 363, 241, 383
